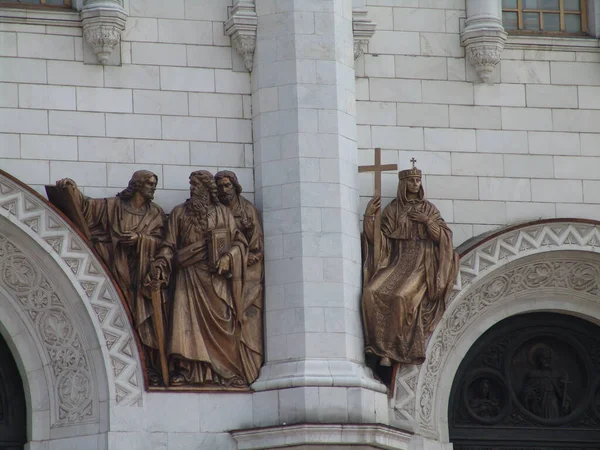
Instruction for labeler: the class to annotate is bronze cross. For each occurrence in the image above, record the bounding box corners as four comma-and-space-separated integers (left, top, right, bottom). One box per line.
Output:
358, 148, 398, 265
410, 157, 417, 168
358, 148, 398, 197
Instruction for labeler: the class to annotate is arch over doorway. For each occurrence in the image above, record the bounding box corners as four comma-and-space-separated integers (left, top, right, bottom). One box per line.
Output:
448, 311, 600, 448
392, 219, 600, 444
0, 331, 26, 448
0, 170, 143, 445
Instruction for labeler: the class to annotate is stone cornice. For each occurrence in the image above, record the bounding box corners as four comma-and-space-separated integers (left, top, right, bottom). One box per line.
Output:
232, 424, 412, 449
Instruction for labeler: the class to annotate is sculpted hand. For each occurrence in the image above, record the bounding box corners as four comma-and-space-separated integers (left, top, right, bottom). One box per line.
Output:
248, 253, 260, 266
56, 178, 77, 189
365, 195, 381, 216
408, 211, 429, 223
146, 259, 166, 287
120, 231, 139, 246
216, 254, 231, 275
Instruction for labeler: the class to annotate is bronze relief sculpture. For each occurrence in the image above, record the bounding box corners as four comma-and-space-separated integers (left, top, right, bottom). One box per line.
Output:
215, 171, 264, 384
48, 169, 264, 390
360, 153, 459, 386
48, 171, 167, 386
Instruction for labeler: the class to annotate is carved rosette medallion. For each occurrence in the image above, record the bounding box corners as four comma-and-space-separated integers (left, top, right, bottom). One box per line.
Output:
0, 172, 142, 408
0, 234, 94, 425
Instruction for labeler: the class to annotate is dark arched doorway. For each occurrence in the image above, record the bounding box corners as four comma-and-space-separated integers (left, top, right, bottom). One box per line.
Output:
0, 333, 26, 449
449, 312, 600, 449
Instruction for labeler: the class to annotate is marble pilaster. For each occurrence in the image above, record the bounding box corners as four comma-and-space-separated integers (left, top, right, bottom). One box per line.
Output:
251, 0, 387, 425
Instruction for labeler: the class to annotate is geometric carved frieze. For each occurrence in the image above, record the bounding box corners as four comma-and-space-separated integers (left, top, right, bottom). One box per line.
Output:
0, 171, 142, 409
393, 220, 600, 439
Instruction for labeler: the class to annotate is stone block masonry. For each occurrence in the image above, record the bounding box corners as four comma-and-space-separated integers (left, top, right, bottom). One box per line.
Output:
359, 0, 600, 246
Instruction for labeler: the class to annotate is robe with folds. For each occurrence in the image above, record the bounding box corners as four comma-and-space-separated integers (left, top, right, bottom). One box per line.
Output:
160, 202, 248, 385
361, 190, 458, 366
74, 191, 165, 349
228, 195, 264, 384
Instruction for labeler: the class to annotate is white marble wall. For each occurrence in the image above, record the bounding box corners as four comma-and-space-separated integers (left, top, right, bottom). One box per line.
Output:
359, 0, 600, 247
0, 0, 253, 213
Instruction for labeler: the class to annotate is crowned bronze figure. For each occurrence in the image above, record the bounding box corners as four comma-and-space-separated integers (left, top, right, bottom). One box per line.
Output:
360, 157, 459, 385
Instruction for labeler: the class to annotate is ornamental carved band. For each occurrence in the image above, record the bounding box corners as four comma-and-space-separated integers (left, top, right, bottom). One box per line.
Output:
411, 221, 600, 439
0, 232, 96, 426
0, 172, 143, 408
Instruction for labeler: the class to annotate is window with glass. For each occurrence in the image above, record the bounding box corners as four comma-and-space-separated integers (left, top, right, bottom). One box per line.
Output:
502, 0, 587, 34
0, 0, 71, 7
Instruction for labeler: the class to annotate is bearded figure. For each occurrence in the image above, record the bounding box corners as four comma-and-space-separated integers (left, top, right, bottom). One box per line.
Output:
361, 163, 458, 375
151, 170, 249, 387
215, 170, 264, 384
54, 171, 166, 385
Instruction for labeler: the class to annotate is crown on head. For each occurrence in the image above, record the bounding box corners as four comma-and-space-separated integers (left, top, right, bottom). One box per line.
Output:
398, 157, 422, 179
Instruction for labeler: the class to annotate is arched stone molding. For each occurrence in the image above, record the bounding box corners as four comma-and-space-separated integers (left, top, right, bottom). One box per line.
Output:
0, 170, 143, 413
392, 219, 600, 444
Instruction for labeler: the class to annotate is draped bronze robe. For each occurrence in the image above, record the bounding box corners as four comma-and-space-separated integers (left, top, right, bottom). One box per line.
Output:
361, 190, 458, 365
160, 202, 248, 385
75, 191, 165, 349
229, 195, 264, 384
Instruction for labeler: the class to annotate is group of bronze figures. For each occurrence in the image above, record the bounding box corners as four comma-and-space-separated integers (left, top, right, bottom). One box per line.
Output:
48, 156, 460, 390
49, 170, 263, 388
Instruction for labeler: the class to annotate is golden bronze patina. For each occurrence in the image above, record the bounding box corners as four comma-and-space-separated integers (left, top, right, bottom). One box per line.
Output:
360, 158, 459, 386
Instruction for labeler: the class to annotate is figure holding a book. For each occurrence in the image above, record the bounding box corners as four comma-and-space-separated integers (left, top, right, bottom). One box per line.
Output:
150, 170, 249, 387
50, 171, 166, 386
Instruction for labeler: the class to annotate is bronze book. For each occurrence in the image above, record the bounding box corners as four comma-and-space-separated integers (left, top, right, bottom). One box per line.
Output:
207, 228, 231, 270
45, 185, 92, 241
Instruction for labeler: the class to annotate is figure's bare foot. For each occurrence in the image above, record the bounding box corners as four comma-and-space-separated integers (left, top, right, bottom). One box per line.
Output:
148, 371, 161, 387
380, 357, 392, 367
229, 376, 246, 388
169, 372, 185, 386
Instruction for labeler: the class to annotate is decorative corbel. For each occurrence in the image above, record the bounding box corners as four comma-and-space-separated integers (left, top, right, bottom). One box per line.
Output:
80, 0, 128, 65
460, 0, 507, 83
353, 9, 376, 60
224, 0, 258, 72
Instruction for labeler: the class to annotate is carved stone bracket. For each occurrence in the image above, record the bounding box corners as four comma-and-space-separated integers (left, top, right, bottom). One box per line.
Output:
460, 0, 507, 83
225, 0, 257, 72
81, 0, 128, 65
353, 8, 376, 60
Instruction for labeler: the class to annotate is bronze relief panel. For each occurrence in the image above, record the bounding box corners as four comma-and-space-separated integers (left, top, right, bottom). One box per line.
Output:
450, 312, 600, 449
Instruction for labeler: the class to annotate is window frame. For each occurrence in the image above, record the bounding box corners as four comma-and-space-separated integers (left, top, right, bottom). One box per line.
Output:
502, 0, 588, 36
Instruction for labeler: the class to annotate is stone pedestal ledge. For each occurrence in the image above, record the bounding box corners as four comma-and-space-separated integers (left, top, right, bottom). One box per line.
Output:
232, 424, 412, 450
252, 359, 387, 394
81, 1, 128, 64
